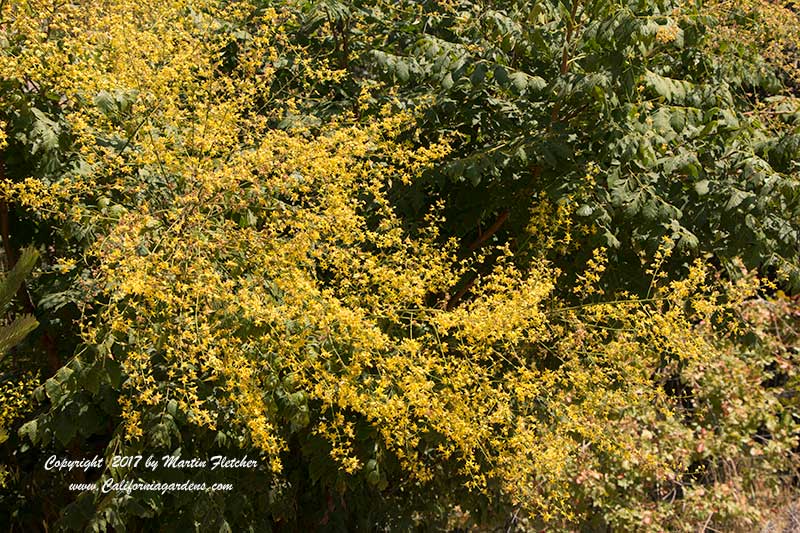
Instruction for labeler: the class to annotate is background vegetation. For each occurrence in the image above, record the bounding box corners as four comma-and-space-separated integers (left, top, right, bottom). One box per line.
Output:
0, 0, 798, 530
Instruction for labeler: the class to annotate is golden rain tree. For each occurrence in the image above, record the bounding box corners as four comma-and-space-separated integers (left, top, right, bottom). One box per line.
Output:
0, 0, 797, 531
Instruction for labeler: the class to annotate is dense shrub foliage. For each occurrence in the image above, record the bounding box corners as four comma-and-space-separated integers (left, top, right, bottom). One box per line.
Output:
0, 0, 798, 531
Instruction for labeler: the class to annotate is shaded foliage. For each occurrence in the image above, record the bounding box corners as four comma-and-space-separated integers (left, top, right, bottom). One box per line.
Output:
0, 0, 797, 531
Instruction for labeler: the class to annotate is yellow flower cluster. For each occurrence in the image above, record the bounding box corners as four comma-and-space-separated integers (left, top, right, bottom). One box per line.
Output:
705, 0, 800, 87
526, 196, 579, 254
0, 373, 39, 487
1, 2, 792, 528
655, 24, 681, 44
574, 246, 607, 297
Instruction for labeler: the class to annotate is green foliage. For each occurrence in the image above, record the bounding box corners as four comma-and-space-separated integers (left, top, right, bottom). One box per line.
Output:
279, 0, 800, 289
0, 246, 39, 486
0, 247, 39, 358
0, 0, 797, 531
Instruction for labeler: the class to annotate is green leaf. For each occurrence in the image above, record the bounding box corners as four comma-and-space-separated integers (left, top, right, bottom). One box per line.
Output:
396, 61, 409, 82
94, 91, 117, 115
509, 71, 528, 92
493, 65, 509, 86
82, 363, 103, 395
106, 359, 125, 389
528, 75, 547, 91
726, 189, 751, 210
149, 422, 172, 449
604, 230, 621, 248
0, 247, 39, 313
441, 72, 453, 90
45, 377, 63, 405
0, 314, 38, 358
29, 108, 61, 154
470, 63, 487, 86
644, 70, 692, 103
53, 409, 78, 446
18, 419, 39, 445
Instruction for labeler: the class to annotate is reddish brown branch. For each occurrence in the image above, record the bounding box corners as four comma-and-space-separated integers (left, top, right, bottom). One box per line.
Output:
550, 0, 582, 125
468, 210, 509, 252
446, 209, 511, 309
445, 275, 478, 311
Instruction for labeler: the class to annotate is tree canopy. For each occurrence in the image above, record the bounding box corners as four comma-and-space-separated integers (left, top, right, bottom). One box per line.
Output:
0, 0, 798, 530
